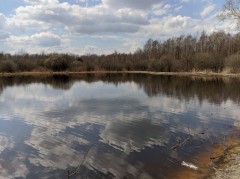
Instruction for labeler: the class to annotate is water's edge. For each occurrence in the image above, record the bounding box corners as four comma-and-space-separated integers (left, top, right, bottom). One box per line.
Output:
0, 71, 240, 78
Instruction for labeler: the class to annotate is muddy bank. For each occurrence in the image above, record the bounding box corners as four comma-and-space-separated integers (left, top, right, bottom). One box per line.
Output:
211, 144, 240, 179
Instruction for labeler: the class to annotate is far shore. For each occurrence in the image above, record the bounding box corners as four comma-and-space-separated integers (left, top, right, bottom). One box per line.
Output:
1, 71, 240, 77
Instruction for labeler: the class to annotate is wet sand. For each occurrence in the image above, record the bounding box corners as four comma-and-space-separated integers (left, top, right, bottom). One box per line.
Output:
212, 144, 240, 179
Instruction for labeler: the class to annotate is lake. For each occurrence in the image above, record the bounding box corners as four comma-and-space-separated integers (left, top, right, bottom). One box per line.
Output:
0, 74, 240, 179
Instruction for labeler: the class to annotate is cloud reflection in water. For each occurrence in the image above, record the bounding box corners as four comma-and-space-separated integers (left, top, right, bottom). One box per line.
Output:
0, 75, 239, 178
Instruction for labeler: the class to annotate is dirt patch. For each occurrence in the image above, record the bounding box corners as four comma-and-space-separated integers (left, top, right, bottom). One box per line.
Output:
211, 145, 240, 179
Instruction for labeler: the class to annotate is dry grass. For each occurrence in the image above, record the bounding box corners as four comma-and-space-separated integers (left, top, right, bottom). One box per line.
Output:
0, 71, 240, 78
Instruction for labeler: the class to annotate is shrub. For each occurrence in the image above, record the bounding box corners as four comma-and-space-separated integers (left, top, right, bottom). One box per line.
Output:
194, 53, 215, 71
150, 59, 163, 71
225, 53, 240, 73
159, 55, 175, 72
0, 60, 17, 72
69, 60, 83, 71
131, 60, 149, 71
44, 55, 70, 71
15, 59, 38, 72
83, 60, 95, 71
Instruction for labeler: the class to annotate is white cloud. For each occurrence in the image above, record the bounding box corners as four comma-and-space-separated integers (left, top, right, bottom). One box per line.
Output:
180, 0, 189, 3
0, 13, 6, 28
138, 12, 238, 39
0, 31, 9, 40
122, 39, 143, 52
139, 15, 191, 38
24, 0, 58, 5
11, 2, 148, 34
175, 5, 183, 12
165, 15, 190, 28
31, 32, 61, 47
6, 32, 62, 53
81, 45, 99, 54
152, 3, 172, 16
200, 3, 216, 17
102, 0, 163, 10
0, 13, 10, 40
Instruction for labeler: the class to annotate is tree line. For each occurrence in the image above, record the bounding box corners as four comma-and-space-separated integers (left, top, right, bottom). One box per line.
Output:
0, 31, 240, 73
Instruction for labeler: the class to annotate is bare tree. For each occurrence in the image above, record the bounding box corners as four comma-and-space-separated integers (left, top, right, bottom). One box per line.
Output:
219, 0, 240, 22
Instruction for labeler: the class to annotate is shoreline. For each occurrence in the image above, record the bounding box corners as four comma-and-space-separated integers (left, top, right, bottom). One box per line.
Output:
169, 130, 240, 179
169, 107, 240, 179
0, 71, 240, 77
211, 143, 240, 179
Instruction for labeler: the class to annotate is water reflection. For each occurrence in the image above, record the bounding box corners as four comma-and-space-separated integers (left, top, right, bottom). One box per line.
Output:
0, 74, 239, 178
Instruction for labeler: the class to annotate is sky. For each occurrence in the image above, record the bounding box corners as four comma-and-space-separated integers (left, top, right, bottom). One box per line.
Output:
0, 0, 237, 55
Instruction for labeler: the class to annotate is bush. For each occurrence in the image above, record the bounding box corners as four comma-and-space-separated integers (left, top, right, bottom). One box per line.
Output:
44, 55, 70, 71
194, 53, 215, 71
69, 60, 83, 71
159, 55, 175, 72
15, 59, 38, 72
150, 59, 164, 71
225, 53, 240, 73
0, 60, 17, 72
131, 60, 149, 71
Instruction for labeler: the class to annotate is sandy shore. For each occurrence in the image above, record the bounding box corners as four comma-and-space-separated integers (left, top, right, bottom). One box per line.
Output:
212, 145, 240, 179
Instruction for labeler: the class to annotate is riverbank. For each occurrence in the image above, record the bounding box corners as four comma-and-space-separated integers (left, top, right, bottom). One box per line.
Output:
212, 143, 240, 179
210, 127, 240, 179
0, 71, 240, 77
168, 130, 240, 179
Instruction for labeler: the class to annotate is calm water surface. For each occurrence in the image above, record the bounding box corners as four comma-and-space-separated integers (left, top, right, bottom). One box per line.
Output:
0, 74, 240, 179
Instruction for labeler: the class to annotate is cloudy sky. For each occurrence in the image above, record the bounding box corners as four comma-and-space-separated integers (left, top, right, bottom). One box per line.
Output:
0, 0, 237, 55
